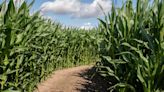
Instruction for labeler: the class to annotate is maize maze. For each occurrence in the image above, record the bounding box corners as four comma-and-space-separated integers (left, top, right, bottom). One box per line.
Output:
0, 0, 164, 92
0, 0, 100, 91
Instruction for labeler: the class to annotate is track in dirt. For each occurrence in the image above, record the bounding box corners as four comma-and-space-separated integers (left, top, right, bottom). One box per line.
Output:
35, 65, 107, 92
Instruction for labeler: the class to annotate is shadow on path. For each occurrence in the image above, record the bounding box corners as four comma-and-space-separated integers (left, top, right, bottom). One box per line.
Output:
35, 65, 109, 92
75, 67, 108, 92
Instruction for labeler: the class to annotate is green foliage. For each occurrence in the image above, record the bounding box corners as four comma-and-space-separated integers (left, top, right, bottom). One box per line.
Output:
97, 0, 164, 92
2, 0, 163, 92
0, 0, 99, 91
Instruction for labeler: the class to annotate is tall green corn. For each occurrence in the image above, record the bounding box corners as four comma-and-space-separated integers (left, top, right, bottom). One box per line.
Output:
97, 0, 164, 92
0, 0, 100, 91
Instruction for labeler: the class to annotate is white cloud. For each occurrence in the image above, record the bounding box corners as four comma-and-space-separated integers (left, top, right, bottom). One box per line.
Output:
80, 22, 94, 30
41, 0, 112, 18
41, 0, 80, 14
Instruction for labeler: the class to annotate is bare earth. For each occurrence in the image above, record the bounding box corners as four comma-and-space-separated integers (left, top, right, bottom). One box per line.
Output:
35, 65, 94, 92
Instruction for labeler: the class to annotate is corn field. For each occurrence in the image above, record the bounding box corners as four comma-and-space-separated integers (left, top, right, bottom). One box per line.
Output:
0, 0, 164, 92
96, 0, 164, 92
0, 0, 100, 91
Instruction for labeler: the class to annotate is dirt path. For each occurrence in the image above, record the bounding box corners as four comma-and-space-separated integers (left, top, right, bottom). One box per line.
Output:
35, 65, 97, 92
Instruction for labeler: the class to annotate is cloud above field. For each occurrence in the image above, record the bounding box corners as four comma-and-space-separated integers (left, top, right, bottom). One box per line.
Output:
80, 22, 94, 30
41, 0, 112, 18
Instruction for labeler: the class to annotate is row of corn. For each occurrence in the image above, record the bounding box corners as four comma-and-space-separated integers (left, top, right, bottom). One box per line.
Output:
96, 0, 164, 92
0, 0, 100, 91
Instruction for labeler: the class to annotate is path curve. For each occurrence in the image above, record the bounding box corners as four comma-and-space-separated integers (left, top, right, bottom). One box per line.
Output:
35, 65, 94, 92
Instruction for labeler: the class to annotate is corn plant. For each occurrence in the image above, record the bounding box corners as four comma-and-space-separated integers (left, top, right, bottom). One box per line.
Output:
96, 0, 164, 92
0, 0, 100, 91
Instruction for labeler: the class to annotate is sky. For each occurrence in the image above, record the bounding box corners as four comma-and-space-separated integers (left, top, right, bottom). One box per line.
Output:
2, 0, 139, 29
30, 0, 114, 29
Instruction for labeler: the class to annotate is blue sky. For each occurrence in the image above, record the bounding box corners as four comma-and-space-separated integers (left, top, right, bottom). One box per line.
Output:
31, 0, 113, 28
34, 0, 138, 28
2, 0, 139, 28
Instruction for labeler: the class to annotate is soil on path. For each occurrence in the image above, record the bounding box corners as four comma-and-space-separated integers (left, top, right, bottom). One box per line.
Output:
35, 65, 107, 92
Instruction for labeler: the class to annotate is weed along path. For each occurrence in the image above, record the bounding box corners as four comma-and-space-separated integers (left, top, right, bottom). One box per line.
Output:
34, 65, 106, 92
